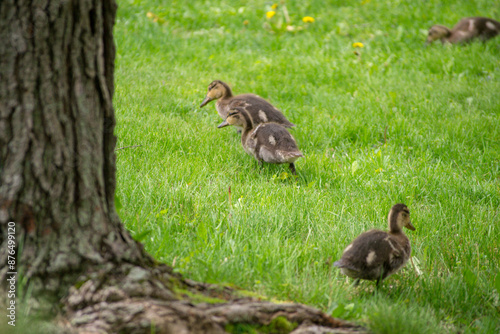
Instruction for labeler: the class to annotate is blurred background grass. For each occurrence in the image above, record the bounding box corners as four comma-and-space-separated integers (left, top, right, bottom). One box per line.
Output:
113, 1, 500, 332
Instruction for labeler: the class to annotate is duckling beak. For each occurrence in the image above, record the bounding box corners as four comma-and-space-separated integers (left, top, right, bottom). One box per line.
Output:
406, 221, 416, 231
199, 96, 212, 108
217, 120, 230, 128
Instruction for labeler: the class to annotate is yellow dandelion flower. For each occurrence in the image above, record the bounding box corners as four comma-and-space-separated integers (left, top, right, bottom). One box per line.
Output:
146, 12, 154, 18
243, 20, 249, 25
302, 16, 315, 23
266, 11, 276, 19
271, 3, 278, 10
352, 42, 364, 48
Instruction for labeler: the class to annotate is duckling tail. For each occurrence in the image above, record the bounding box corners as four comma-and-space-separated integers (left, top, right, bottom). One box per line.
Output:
333, 260, 344, 268
284, 151, 304, 163
334, 260, 360, 273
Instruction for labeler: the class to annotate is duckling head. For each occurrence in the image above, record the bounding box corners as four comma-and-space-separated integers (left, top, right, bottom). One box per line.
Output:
217, 108, 250, 129
388, 203, 415, 233
426, 25, 451, 44
200, 80, 232, 107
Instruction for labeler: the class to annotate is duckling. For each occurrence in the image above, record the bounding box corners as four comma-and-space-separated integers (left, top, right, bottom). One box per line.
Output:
200, 80, 295, 129
217, 107, 303, 174
426, 17, 500, 44
334, 203, 415, 286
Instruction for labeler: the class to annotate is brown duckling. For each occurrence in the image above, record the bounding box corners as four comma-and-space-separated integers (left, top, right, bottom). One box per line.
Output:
200, 80, 295, 129
426, 17, 500, 44
217, 107, 303, 174
334, 203, 415, 286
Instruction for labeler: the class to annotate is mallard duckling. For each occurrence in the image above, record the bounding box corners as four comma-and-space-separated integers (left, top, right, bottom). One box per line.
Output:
200, 80, 295, 129
217, 108, 303, 174
334, 203, 415, 286
426, 17, 500, 44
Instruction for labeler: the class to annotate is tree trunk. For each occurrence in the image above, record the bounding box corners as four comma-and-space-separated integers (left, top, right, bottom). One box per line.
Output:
0, 0, 149, 309
0, 1, 366, 333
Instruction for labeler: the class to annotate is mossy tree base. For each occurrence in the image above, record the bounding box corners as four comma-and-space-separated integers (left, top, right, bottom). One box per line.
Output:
57, 263, 367, 334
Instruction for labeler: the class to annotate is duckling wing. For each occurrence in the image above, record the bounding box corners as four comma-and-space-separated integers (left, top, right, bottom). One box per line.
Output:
253, 124, 303, 164
257, 124, 301, 150
474, 17, 500, 40
449, 17, 500, 43
343, 231, 391, 266
338, 230, 404, 279
229, 94, 295, 128
448, 18, 479, 43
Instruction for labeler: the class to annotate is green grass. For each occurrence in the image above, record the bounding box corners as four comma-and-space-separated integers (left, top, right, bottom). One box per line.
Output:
113, 1, 500, 333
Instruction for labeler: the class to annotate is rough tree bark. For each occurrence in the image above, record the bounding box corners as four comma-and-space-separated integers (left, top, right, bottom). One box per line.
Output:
0, 1, 366, 333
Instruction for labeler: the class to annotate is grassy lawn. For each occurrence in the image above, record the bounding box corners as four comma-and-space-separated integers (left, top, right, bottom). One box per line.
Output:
113, 0, 500, 333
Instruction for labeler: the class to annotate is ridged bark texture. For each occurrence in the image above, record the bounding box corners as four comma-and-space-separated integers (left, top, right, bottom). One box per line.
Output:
0, 0, 146, 304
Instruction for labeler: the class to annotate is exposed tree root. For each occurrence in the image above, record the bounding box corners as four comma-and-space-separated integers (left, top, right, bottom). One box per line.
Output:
52, 263, 368, 334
